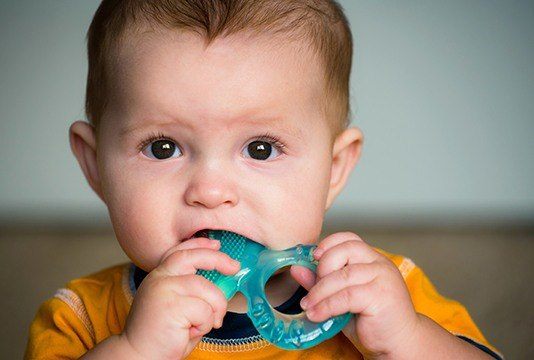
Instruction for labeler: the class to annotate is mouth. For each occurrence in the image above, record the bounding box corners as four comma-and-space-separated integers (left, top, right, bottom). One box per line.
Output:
184, 228, 252, 242
181, 229, 211, 241
191, 229, 211, 239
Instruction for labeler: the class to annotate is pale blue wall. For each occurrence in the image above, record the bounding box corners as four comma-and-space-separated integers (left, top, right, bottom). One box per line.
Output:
1, 1, 533, 226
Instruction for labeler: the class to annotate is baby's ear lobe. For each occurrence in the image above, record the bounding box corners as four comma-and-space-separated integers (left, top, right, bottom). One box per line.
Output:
325, 127, 364, 211
69, 120, 105, 202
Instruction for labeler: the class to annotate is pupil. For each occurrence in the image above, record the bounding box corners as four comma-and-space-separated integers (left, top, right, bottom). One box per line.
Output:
151, 140, 175, 159
248, 141, 272, 160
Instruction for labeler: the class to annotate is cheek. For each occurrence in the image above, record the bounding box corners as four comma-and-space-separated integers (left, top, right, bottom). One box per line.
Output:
101, 159, 179, 269
266, 159, 331, 249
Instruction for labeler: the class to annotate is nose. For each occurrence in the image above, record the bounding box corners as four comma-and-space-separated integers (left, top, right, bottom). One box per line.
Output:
184, 166, 239, 209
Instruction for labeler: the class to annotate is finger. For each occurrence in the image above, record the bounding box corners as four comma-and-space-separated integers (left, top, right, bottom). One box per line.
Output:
306, 280, 378, 323
166, 274, 229, 328
316, 240, 380, 278
178, 237, 221, 250
173, 295, 217, 338
290, 265, 316, 291
189, 327, 204, 338
300, 262, 381, 310
161, 237, 221, 262
313, 232, 364, 259
157, 248, 241, 277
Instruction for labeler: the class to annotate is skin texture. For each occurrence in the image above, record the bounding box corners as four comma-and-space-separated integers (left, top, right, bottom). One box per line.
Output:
71, 29, 491, 360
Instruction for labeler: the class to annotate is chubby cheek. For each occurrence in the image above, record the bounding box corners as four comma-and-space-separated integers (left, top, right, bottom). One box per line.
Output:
265, 160, 330, 250
101, 160, 180, 271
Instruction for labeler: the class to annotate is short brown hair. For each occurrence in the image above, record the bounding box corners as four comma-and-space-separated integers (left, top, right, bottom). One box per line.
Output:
85, 0, 353, 138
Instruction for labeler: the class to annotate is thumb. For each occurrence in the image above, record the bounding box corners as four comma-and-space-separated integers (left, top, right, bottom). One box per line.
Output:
290, 265, 316, 291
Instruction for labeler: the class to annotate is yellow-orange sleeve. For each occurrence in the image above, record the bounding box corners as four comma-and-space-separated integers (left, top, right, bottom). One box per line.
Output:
404, 262, 503, 358
24, 264, 128, 359
24, 295, 95, 359
374, 247, 502, 358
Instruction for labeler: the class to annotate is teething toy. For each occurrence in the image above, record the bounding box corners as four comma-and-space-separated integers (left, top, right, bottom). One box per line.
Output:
195, 230, 352, 350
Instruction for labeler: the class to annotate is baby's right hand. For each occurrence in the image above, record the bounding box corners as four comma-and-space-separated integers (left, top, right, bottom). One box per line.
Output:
119, 237, 241, 360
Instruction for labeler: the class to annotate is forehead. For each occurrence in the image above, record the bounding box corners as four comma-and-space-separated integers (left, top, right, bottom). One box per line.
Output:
108, 28, 326, 136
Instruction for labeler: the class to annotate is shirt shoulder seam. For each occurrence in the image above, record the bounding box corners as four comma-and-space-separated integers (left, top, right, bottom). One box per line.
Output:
53, 288, 96, 342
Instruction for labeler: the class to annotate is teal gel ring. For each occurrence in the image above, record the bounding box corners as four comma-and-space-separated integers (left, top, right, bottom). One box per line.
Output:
195, 230, 352, 350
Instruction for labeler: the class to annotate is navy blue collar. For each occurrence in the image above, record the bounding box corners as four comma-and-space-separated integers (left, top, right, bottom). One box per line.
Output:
133, 265, 308, 340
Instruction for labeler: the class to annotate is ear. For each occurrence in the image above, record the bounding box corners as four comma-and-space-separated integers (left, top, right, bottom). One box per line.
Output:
69, 120, 105, 202
325, 127, 364, 211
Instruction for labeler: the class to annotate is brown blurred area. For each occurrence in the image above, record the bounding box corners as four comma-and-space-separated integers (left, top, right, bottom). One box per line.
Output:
2, 218, 532, 359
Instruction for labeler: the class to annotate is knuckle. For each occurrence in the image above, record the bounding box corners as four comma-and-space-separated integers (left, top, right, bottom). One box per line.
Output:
200, 299, 214, 315
313, 299, 326, 314
322, 296, 336, 314
378, 259, 397, 276
339, 266, 352, 282
160, 246, 178, 262
339, 231, 362, 241
161, 249, 189, 269
337, 231, 357, 238
344, 240, 363, 253
340, 287, 353, 306
351, 234, 364, 242
174, 249, 191, 262
196, 275, 225, 300
306, 280, 321, 301
194, 276, 227, 311
319, 231, 352, 247
316, 261, 329, 279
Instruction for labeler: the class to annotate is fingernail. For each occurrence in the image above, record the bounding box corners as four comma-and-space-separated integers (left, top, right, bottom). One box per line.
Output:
300, 296, 308, 309
306, 307, 315, 318
313, 247, 324, 258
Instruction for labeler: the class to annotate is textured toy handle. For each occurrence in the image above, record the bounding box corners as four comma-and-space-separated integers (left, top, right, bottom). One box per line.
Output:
244, 244, 352, 350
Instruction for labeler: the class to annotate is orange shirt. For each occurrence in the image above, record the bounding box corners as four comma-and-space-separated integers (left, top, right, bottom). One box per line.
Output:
25, 248, 503, 359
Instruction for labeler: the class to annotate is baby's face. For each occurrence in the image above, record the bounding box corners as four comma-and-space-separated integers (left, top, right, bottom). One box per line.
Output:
97, 30, 338, 271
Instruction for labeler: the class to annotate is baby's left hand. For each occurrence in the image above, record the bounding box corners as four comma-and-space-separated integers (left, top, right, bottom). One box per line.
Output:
291, 232, 421, 359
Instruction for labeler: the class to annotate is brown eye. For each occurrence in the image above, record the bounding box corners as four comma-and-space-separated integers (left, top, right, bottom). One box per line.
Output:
142, 139, 181, 160
244, 140, 280, 161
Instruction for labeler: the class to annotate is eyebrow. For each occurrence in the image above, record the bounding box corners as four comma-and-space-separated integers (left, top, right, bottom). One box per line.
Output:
119, 117, 193, 138
119, 115, 303, 139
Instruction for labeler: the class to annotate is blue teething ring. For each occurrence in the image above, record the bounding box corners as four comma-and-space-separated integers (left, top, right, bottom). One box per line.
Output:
196, 230, 352, 350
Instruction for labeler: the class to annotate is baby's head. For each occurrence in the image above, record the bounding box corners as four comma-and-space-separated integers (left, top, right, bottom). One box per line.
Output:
70, 0, 363, 271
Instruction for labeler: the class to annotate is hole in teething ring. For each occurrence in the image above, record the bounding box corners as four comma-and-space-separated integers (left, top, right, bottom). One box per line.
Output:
264, 265, 309, 318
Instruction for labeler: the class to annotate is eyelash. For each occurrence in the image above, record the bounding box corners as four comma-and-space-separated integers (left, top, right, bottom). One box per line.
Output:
252, 132, 287, 153
136, 131, 287, 154
136, 131, 177, 153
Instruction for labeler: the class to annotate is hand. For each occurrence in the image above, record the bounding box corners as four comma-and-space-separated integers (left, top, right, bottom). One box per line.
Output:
290, 232, 420, 359
119, 237, 241, 360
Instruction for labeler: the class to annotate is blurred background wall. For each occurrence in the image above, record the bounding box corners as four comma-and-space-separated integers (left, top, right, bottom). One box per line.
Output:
1, 0, 533, 228
1, 1, 532, 359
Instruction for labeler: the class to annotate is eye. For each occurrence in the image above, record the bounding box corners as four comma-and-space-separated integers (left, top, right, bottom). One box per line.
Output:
243, 138, 283, 161
142, 139, 182, 160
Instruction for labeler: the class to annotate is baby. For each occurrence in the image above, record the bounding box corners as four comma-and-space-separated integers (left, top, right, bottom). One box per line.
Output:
25, 1, 502, 359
